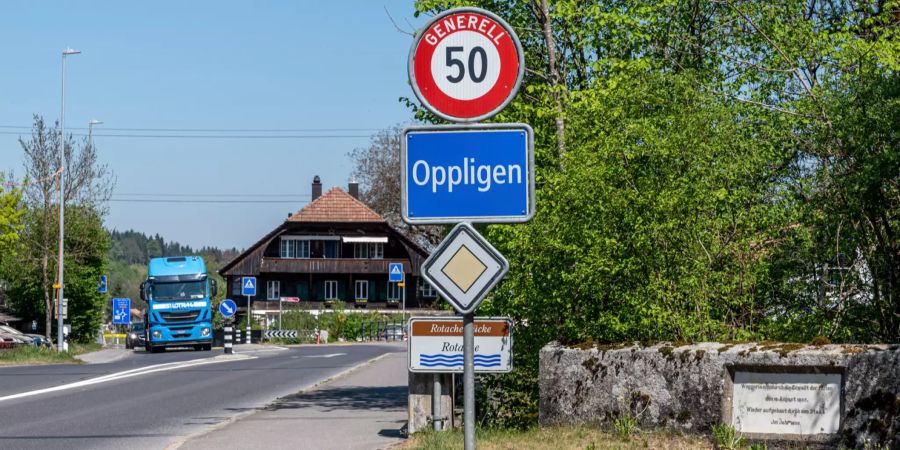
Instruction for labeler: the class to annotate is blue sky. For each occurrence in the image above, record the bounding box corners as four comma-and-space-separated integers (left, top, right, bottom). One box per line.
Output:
0, 1, 423, 250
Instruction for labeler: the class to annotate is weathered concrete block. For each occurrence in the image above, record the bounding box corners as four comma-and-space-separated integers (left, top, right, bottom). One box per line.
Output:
408, 372, 454, 434
539, 342, 900, 447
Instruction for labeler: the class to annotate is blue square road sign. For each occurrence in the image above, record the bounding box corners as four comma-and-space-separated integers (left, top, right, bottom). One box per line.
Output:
112, 298, 130, 325
241, 277, 257, 296
98, 275, 108, 294
389, 263, 404, 283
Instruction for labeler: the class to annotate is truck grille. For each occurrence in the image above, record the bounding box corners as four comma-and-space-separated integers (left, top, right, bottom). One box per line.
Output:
160, 311, 201, 322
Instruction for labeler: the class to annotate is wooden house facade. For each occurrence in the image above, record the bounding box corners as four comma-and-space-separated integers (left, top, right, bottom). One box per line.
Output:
219, 177, 435, 322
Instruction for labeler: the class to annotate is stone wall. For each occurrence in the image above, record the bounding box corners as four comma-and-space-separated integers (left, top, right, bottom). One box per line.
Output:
539, 342, 900, 447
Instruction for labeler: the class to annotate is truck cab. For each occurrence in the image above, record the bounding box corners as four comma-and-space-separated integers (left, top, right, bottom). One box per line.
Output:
140, 256, 216, 352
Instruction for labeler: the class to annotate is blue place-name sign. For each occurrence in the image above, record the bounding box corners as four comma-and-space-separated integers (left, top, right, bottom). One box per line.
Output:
402, 124, 534, 224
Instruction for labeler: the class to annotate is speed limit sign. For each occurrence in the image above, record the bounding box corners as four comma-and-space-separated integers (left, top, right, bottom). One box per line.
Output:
409, 7, 524, 123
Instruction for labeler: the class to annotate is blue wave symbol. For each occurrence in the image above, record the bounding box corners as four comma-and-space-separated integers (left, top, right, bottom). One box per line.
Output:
419, 362, 501, 366
419, 353, 502, 367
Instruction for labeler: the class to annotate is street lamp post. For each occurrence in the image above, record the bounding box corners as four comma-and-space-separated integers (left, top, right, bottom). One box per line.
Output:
57, 47, 80, 352
88, 119, 102, 149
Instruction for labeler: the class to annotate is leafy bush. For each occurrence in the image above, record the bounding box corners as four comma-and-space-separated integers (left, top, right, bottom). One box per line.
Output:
614, 414, 638, 441
711, 424, 746, 450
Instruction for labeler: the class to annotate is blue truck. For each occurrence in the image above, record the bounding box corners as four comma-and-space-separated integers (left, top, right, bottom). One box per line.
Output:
139, 256, 216, 352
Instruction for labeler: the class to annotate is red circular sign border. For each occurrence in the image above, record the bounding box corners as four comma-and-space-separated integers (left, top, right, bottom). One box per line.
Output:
408, 8, 524, 123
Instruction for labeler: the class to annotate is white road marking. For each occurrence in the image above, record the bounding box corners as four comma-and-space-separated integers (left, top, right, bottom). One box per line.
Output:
0, 354, 253, 403
302, 353, 347, 358
236, 346, 288, 354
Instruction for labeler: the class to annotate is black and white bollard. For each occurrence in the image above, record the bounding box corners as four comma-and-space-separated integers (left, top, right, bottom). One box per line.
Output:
224, 323, 233, 355
236, 328, 241, 345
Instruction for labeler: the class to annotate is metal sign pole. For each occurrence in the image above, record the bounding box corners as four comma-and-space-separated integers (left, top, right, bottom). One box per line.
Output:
279, 297, 283, 330
433, 373, 443, 431
463, 312, 475, 450
245, 294, 251, 344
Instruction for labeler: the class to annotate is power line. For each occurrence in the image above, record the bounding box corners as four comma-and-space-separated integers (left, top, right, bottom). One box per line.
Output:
108, 198, 309, 204
114, 192, 311, 198
0, 125, 380, 132
0, 131, 369, 139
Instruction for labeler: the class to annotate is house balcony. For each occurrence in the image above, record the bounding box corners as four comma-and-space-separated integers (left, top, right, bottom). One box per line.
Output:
260, 257, 413, 275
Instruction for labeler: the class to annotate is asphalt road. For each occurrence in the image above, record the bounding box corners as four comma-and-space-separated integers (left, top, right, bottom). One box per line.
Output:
0, 343, 403, 450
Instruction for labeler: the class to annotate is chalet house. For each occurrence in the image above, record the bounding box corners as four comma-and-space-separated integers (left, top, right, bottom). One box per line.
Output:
219, 177, 435, 324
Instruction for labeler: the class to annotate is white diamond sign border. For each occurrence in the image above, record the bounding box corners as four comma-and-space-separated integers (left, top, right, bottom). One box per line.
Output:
421, 222, 509, 315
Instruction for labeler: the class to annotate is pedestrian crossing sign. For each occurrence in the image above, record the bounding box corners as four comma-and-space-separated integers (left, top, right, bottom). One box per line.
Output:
241, 277, 256, 296
389, 263, 404, 283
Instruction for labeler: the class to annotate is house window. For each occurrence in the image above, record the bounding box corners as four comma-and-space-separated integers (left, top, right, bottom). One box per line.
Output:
353, 242, 383, 259
421, 282, 436, 298
323, 241, 339, 258
388, 282, 401, 300
280, 238, 310, 258
266, 280, 280, 300
324, 280, 338, 300
231, 278, 241, 295
355, 280, 368, 300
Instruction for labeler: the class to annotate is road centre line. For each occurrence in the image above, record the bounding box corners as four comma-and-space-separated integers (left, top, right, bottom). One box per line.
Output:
0, 354, 253, 403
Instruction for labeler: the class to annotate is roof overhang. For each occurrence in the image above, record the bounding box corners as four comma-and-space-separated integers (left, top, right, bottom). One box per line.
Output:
281, 235, 341, 241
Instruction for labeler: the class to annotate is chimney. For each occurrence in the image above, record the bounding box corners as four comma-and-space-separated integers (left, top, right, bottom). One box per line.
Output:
348, 181, 359, 199
311, 176, 322, 201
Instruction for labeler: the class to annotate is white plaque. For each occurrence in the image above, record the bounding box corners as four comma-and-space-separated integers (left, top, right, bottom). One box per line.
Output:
732, 371, 841, 435
407, 316, 513, 373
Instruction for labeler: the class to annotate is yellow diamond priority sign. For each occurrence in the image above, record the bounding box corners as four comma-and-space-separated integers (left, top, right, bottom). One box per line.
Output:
422, 222, 509, 314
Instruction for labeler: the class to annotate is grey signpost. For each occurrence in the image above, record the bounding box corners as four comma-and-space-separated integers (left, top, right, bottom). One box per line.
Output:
220, 299, 237, 354
241, 277, 256, 344
406, 7, 527, 448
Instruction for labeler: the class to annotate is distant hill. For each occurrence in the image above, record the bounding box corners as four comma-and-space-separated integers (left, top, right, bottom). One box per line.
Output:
106, 229, 241, 312
109, 229, 240, 266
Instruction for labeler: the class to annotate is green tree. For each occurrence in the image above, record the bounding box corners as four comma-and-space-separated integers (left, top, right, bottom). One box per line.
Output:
410, 0, 898, 427
0, 173, 24, 264
6, 115, 113, 341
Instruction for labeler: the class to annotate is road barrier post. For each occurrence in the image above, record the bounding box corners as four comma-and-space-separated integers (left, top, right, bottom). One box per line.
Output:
224, 322, 233, 355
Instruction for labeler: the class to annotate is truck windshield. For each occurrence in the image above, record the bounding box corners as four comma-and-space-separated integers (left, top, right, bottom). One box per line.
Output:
152, 281, 206, 301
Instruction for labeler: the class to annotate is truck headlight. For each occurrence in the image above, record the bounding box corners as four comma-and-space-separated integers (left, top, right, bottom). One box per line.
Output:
201, 327, 210, 336
152, 330, 161, 338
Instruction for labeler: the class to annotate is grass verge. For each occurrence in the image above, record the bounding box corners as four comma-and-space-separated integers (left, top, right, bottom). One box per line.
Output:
398, 426, 714, 450
0, 342, 102, 365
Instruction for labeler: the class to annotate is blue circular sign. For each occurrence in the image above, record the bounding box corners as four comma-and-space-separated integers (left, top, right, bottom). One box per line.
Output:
219, 299, 237, 318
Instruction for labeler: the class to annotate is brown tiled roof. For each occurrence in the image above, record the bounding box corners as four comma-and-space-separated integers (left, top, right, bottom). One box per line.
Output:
288, 187, 384, 223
